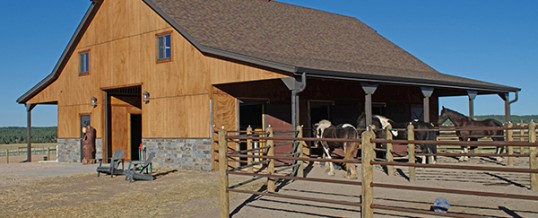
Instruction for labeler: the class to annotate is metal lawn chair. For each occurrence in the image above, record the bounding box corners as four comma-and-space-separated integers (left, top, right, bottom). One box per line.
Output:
96, 150, 125, 177
125, 152, 155, 182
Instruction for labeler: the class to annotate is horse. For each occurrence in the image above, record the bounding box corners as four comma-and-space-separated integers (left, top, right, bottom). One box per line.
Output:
314, 120, 360, 179
357, 113, 438, 164
438, 106, 504, 162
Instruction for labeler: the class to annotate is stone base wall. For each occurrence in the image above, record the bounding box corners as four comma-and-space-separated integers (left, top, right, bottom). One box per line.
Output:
57, 138, 103, 163
57, 138, 80, 163
143, 138, 212, 171
95, 138, 103, 160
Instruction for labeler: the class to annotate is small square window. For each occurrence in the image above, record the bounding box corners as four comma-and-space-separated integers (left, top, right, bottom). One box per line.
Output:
157, 33, 171, 62
79, 51, 89, 74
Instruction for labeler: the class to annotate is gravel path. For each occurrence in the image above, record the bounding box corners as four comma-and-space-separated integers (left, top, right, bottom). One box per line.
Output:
0, 157, 537, 217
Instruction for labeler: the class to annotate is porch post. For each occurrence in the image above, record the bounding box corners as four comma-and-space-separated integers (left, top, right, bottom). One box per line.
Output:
281, 73, 306, 128
499, 92, 511, 123
421, 87, 434, 123
467, 90, 477, 119
26, 104, 36, 162
104, 91, 109, 161
361, 83, 378, 125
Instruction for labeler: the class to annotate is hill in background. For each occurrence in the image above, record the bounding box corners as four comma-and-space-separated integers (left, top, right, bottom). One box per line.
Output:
0, 127, 57, 144
475, 115, 538, 123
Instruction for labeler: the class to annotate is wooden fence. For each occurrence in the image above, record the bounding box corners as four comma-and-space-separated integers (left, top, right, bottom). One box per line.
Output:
217, 122, 538, 217
1, 146, 57, 164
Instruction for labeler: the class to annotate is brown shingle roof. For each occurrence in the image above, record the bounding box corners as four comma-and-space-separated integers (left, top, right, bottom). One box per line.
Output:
148, 0, 519, 92
17, 0, 519, 104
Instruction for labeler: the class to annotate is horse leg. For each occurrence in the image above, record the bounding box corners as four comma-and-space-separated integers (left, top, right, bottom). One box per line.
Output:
343, 142, 358, 179
459, 137, 469, 162
494, 137, 505, 162
430, 144, 437, 164
459, 146, 469, 162
470, 138, 478, 160
321, 142, 335, 176
419, 144, 426, 164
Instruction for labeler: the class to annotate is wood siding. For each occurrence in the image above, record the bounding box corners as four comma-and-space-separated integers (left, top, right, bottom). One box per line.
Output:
26, 0, 287, 139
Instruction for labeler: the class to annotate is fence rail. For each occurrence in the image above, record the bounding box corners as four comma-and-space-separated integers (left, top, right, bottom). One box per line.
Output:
217, 121, 538, 217
1, 146, 57, 164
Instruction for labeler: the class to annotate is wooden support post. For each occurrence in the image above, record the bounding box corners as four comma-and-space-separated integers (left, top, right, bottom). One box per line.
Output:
385, 127, 394, 176
246, 126, 253, 173
47, 147, 51, 160
507, 122, 514, 166
407, 123, 416, 182
218, 129, 229, 218
297, 125, 305, 178
267, 127, 276, 192
361, 129, 375, 218
6, 149, 9, 164
529, 121, 537, 191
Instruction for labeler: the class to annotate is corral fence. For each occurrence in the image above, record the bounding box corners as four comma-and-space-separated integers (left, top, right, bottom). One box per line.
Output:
0, 146, 57, 164
217, 122, 538, 217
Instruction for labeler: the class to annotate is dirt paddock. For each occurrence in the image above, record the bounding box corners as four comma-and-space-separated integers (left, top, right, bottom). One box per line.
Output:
0, 156, 537, 217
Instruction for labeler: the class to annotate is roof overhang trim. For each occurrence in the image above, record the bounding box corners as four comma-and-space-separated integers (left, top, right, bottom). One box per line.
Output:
297, 67, 520, 94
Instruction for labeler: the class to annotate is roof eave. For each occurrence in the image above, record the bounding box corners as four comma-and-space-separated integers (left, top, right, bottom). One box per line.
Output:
16, 1, 102, 104
297, 67, 521, 94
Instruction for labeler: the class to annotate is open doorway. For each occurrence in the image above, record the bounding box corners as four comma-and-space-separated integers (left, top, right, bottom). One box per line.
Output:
105, 86, 142, 161
309, 100, 334, 132
130, 114, 142, 160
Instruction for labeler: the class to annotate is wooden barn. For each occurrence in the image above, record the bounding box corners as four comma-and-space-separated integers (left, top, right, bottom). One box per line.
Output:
17, 0, 519, 170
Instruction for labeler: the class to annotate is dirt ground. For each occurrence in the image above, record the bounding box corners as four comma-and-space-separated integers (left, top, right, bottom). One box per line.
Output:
0, 156, 537, 217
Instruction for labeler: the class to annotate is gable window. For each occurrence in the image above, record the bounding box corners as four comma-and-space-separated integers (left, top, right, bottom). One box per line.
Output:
79, 50, 90, 75
156, 32, 172, 62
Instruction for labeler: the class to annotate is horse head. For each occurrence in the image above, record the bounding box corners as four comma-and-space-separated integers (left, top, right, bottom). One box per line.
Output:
438, 106, 449, 126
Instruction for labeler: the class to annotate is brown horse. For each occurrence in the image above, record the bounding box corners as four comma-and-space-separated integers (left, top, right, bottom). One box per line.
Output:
314, 120, 359, 179
438, 107, 504, 161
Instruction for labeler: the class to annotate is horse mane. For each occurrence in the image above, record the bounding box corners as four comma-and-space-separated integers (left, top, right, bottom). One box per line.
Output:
443, 107, 472, 121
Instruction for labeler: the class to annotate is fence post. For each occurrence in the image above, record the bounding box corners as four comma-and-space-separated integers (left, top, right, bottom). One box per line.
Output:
297, 125, 305, 178
520, 122, 526, 155
385, 127, 394, 176
407, 123, 416, 182
507, 122, 514, 166
6, 149, 9, 164
529, 121, 537, 191
218, 129, 229, 218
361, 128, 375, 218
246, 126, 253, 173
47, 147, 51, 160
267, 127, 276, 192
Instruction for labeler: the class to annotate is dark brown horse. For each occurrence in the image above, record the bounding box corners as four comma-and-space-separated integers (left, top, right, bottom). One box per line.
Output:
314, 120, 359, 179
438, 107, 504, 161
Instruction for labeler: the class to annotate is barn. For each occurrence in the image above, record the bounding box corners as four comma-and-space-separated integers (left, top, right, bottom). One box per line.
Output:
17, 0, 519, 170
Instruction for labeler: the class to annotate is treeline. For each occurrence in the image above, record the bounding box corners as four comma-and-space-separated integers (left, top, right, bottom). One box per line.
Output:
474, 115, 538, 123
0, 127, 57, 144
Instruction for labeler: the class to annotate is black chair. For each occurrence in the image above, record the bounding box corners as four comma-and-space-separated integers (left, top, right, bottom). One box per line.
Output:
125, 152, 156, 182
96, 150, 125, 177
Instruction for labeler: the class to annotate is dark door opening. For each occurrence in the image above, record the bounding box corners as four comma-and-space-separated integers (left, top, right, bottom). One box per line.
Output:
239, 101, 265, 166
239, 102, 264, 130
130, 114, 142, 161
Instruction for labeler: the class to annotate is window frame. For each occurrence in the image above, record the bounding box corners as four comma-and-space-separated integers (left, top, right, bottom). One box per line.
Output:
156, 31, 172, 63
79, 50, 90, 75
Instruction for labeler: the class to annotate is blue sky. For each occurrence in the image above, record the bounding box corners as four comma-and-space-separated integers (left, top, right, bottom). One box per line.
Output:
1, 0, 537, 127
